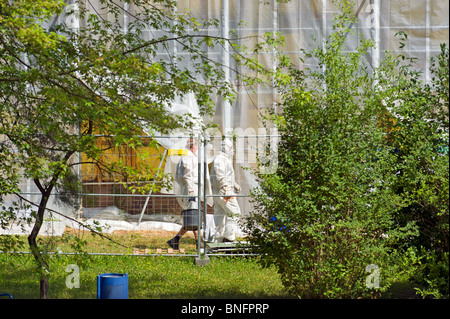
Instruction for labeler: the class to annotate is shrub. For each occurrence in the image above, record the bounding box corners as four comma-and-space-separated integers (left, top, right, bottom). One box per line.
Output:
244, 1, 448, 299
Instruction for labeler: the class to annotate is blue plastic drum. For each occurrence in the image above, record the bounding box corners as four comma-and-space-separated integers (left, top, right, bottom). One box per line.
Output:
97, 273, 128, 299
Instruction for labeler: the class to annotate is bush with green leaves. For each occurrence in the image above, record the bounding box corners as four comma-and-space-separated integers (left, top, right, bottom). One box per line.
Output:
385, 41, 449, 298
245, 1, 448, 299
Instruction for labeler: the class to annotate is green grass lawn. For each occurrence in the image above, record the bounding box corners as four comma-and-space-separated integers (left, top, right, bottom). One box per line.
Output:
0, 231, 424, 299
1, 230, 292, 299
0, 253, 292, 299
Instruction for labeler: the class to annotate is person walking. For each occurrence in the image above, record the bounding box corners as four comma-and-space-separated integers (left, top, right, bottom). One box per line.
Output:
167, 137, 212, 249
210, 138, 241, 243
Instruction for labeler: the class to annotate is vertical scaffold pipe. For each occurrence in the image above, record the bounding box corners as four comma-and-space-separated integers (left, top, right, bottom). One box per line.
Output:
197, 133, 202, 260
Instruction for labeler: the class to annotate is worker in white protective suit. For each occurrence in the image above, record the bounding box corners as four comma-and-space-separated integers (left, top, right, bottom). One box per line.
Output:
167, 137, 212, 249
210, 138, 241, 242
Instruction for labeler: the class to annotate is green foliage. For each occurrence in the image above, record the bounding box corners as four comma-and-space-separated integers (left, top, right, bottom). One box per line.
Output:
409, 248, 449, 299
379, 42, 449, 298
245, 1, 448, 299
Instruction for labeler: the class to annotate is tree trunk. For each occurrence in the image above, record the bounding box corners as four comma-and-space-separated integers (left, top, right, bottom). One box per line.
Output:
40, 276, 49, 299
27, 152, 75, 299
28, 190, 51, 299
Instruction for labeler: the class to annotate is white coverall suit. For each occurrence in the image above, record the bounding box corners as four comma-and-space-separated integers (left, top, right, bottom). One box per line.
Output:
210, 140, 241, 242
175, 148, 213, 229
176, 149, 200, 211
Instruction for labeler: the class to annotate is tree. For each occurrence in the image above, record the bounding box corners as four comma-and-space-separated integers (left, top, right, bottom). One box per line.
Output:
0, 0, 274, 298
244, 1, 448, 298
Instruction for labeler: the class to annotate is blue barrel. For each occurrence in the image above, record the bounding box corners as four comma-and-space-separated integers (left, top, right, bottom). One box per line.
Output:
97, 273, 128, 299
